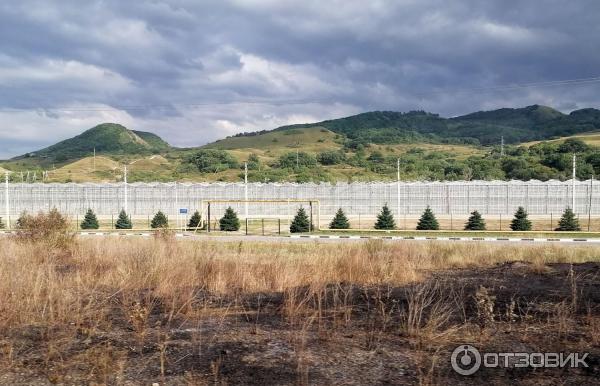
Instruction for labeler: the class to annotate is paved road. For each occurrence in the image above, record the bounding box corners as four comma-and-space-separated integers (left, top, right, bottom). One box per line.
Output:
3, 230, 600, 245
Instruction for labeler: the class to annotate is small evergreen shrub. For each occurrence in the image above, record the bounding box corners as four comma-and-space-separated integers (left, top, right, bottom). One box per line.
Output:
115, 209, 132, 229
374, 204, 396, 230
555, 207, 581, 231
290, 207, 311, 233
80, 208, 99, 229
329, 208, 350, 229
0, 216, 4, 229
510, 206, 531, 231
219, 207, 240, 231
464, 210, 486, 231
151, 210, 169, 229
187, 210, 204, 230
416, 206, 439, 230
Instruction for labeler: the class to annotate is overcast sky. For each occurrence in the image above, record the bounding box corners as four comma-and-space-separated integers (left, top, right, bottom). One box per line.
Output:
1, 0, 599, 158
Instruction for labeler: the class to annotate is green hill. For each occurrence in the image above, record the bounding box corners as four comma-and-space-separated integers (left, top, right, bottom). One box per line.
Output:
5, 104, 600, 183
222, 105, 600, 147
19, 123, 171, 162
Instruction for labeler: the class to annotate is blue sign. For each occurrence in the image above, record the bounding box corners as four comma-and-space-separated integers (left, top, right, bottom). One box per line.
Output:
179, 208, 188, 214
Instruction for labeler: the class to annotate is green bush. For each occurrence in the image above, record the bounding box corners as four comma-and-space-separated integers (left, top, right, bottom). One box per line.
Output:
187, 210, 204, 230
151, 210, 169, 229
510, 206, 531, 231
317, 150, 345, 165
115, 209, 132, 229
416, 206, 439, 230
329, 208, 350, 229
80, 208, 99, 229
190, 149, 239, 173
555, 208, 580, 231
374, 204, 396, 230
219, 207, 240, 231
278, 152, 317, 169
464, 210, 486, 231
0, 216, 4, 229
290, 207, 311, 233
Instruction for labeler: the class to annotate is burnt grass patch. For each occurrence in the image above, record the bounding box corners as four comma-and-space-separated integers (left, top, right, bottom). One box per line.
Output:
1, 262, 599, 385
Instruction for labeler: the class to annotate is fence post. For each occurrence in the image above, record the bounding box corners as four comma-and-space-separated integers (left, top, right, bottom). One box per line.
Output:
4, 172, 9, 230
261, 218, 264, 236
588, 175, 593, 232
245, 218, 248, 235
207, 202, 211, 232
278, 218, 281, 235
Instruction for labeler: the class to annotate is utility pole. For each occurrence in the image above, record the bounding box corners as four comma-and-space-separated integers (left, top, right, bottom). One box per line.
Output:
397, 158, 401, 219
93, 147, 96, 172
588, 174, 593, 231
572, 154, 576, 211
4, 172, 9, 229
124, 165, 128, 214
244, 162, 248, 219
500, 136, 505, 157
296, 149, 299, 169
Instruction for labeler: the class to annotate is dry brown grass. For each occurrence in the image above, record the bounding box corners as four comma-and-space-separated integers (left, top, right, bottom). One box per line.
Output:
0, 236, 598, 384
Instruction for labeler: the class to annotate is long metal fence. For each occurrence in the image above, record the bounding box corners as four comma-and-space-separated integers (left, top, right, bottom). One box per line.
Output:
1, 180, 597, 222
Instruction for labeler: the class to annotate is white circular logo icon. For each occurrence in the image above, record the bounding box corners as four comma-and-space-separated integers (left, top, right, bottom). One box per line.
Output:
451, 345, 481, 375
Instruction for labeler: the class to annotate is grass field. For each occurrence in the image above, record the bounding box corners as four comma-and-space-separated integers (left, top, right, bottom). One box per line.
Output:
523, 131, 600, 147
0, 231, 598, 384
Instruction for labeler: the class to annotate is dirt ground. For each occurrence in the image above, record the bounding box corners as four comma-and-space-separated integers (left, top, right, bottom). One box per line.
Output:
1, 261, 599, 385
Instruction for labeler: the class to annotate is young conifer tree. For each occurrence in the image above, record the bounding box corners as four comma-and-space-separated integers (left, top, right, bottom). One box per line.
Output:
80, 208, 99, 229
510, 206, 531, 231
115, 209, 132, 229
151, 210, 169, 229
464, 210, 486, 231
416, 206, 439, 230
329, 208, 350, 229
374, 204, 396, 230
219, 207, 240, 231
555, 207, 580, 231
290, 207, 311, 233
187, 210, 203, 230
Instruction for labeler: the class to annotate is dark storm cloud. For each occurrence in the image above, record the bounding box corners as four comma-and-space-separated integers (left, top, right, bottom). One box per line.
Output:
0, 0, 599, 158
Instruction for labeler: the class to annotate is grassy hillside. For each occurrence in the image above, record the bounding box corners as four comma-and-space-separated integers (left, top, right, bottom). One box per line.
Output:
19, 123, 170, 164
